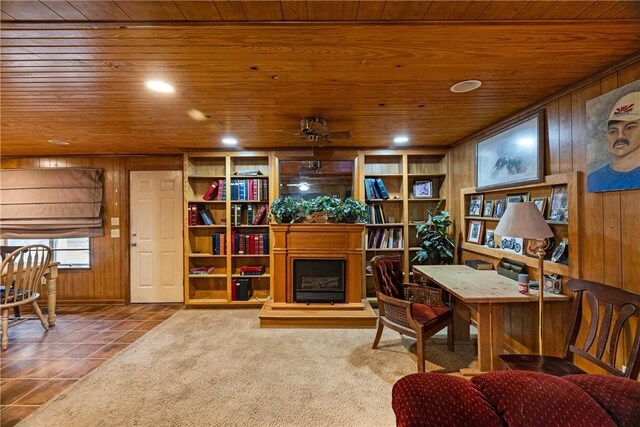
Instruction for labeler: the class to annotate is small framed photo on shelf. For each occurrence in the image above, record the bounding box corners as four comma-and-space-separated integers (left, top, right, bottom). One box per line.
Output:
493, 199, 506, 218
413, 180, 433, 198
467, 220, 484, 244
500, 236, 524, 255
468, 194, 484, 216
485, 229, 495, 248
549, 186, 569, 222
482, 200, 494, 217
506, 192, 530, 205
532, 197, 547, 216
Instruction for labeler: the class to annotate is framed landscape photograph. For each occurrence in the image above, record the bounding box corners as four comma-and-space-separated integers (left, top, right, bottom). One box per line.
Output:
413, 180, 433, 199
483, 200, 494, 217
549, 186, 569, 222
476, 111, 544, 191
506, 192, 530, 205
467, 220, 483, 244
468, 194, 484, 216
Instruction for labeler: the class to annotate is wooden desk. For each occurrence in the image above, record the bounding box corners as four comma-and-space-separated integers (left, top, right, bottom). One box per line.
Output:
412, 265, 570, 372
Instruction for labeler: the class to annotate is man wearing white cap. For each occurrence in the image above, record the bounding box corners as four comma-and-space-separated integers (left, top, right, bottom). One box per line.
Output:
587, 91, 640, 192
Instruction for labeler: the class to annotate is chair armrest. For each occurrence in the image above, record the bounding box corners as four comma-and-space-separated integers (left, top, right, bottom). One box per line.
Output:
404, 283, 445, 307
377, 292, 413, 328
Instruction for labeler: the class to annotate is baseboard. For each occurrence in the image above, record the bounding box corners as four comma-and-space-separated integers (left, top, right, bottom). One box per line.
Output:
56, 299, 126, 305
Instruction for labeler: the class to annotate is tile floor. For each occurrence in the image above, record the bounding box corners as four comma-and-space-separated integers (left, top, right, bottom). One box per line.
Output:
0, 304, 182, 427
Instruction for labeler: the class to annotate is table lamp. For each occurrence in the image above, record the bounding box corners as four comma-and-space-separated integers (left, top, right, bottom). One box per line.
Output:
495, 201, 554, 355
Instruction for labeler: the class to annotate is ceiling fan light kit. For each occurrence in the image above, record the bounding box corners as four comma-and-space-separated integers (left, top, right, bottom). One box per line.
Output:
277, 116, 352, 145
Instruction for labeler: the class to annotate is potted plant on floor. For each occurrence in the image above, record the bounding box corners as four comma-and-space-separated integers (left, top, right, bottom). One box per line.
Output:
412, 202, 454, 265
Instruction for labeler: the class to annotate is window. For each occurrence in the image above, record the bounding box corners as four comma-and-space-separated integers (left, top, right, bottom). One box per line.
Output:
3, 238, 90, 269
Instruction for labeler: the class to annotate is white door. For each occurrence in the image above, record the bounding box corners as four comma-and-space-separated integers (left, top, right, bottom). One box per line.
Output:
130, 170, 183, 303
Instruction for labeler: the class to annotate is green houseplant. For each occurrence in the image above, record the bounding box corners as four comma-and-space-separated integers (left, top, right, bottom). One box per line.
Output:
269, 197, 303, 224
412, 203, 454, 265
333, 197, 369, 223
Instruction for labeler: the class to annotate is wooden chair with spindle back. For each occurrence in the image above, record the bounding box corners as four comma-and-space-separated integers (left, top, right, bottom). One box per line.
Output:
500, 278, 640, 379
0, 245, 52, 350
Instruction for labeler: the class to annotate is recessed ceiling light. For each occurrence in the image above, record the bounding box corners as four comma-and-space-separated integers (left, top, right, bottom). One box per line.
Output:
450, 80, 482, 93
221, 137, 238, 146
393, 135, 410, 144
187, 109, 208, 121
145, 80, 175, 93
48, 139, 70, 145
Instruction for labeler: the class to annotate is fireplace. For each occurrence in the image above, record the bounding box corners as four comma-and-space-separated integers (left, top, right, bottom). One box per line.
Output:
293, 259, 345, 303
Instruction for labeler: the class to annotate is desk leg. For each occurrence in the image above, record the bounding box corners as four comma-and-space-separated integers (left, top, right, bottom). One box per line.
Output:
451, 298, 470, 342
476, 303, 504, 372
47, 276, 57, 326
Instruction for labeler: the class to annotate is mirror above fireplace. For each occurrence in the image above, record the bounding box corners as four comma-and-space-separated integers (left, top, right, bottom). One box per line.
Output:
278, 159, 354, 200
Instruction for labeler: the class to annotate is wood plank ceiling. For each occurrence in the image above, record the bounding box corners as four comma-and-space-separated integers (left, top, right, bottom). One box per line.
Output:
1, 1, 640, 156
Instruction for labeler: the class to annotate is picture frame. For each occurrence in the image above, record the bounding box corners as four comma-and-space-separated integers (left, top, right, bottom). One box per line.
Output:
476, 111, 544, 191
551, 240, 569, 263
413, 180, 433, 199
482, 200, 494, 217
500, 236, 524, 255
493, 199, 506, 218
549, 186, 569, 222
532, 197, 547, 216
467, 220, 483, 244
468, 194, 484, 217
506, 192, 530, 205
485, 229, 495, 248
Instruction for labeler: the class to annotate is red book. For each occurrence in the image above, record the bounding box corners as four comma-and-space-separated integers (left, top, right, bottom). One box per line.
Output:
231, 230, 236, 255
202, 181, 218, 200
252, 205, 268, 225
189, 204, 200, 226
231, 279, 237, 301
248, 233, 255, 255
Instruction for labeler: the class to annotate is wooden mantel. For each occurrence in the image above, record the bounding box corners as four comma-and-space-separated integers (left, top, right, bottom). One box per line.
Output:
260, 223, 376, 328
270, 223, 365, 304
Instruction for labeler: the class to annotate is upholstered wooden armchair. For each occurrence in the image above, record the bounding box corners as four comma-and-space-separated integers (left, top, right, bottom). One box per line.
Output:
1, 245, 51, 350
371, 255, 454, 372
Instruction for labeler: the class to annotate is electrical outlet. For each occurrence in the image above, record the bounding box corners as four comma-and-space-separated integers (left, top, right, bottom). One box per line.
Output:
111, 217, 120, 226
110, 229, 120, 238
622, 364, 627, 373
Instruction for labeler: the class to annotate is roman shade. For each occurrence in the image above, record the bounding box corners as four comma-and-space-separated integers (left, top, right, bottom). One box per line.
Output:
0, 168, 103, 238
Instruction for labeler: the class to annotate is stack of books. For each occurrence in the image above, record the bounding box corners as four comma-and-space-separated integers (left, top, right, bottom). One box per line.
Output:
239, 265, 266, 276
189, 266, 215, 275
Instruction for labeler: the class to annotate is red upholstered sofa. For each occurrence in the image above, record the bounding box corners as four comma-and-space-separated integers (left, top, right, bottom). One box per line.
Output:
392, 370, 640, 427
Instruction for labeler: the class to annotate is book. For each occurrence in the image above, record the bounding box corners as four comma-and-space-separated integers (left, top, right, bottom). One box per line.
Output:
199, 207, 214, 225
188, 204, 200, 226
202, 181, 219, 200
465, 259, 493, 270
233, 278, 250, 301
252, 205, 268, 225
189, 266, 215, 275
233, 170, 263, 176
240, 265, 265, 273
375, 178, 390, 199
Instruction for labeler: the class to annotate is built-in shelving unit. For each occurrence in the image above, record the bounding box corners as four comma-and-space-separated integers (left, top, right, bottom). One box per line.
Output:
359, 150, 449, 299
460, 172, 580, 279
184, 152, 271, 307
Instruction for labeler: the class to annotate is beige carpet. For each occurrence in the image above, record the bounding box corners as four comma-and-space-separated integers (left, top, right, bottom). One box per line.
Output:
19, 309, 477, 427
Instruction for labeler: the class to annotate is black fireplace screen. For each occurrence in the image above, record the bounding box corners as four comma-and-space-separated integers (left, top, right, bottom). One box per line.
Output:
293, 259, 345, 303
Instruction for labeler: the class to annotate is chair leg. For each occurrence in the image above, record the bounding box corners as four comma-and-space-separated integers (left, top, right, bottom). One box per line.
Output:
372, 321, 384, 349
32, 301, 49, 331
447, 322, 454, 352
416, 330, 425, 372
1, 308, 9, 350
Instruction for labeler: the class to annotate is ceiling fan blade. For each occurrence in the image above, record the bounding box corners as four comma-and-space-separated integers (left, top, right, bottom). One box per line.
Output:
275, 129, 301, 136
280, 137, 307, 144
327, 131, 352, 139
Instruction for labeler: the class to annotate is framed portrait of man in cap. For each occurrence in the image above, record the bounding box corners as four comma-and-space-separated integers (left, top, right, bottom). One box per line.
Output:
586, 80, 640, 192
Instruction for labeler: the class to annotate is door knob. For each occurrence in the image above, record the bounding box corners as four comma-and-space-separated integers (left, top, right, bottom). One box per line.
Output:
131, 242, 137, 247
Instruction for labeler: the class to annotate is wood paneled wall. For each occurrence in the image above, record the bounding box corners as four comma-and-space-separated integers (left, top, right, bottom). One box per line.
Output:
450, 60, 640, 370
0, 156, 182, 304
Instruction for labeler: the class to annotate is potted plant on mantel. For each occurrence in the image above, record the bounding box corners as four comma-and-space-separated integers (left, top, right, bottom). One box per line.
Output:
269, 196, 368, 224
412, 203, 455, 265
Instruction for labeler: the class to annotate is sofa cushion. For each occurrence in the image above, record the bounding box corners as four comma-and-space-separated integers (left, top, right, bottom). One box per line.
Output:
471, 371, 615, 427
564, 374, 640, 427
393, 373, 502, 427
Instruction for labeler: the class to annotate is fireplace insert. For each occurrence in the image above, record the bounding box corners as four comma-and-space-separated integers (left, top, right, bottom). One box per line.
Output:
293, 259, 345, 303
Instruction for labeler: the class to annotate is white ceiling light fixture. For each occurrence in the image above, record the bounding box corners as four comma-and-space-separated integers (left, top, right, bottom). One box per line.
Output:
48, 139, 70, 145
221, 137, 238, 146
145, 80, 175, 93
187, 109, 208, 121
393, 135, 410, 144
298, 182, 310, 192
450, 79, 482, 93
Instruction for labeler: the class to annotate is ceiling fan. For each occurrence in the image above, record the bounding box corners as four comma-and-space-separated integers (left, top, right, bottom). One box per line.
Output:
276, 117, 352, 145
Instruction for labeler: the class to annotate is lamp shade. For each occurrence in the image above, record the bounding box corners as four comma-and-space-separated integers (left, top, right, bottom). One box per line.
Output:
494, 201, 553, 239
